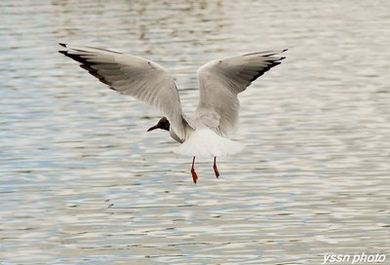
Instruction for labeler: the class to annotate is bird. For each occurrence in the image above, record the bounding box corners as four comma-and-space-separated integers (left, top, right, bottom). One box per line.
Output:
59, 43, 287, 183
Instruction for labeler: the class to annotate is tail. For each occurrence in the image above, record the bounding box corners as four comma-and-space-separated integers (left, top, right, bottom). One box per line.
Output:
175, 129, 244, 158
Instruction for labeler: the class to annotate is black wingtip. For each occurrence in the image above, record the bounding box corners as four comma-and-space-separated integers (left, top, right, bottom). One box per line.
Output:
282, 48, 288, 52
59, 43, 67, 47
280, 56, 286, 60
58, 50, 67, 55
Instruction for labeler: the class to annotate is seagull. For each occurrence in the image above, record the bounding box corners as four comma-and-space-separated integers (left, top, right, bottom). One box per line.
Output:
59, 43, 286, 183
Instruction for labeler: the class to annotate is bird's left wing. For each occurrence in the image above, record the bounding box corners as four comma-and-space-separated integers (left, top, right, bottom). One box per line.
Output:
59, 43, 187, 139
196, 49, 287, 136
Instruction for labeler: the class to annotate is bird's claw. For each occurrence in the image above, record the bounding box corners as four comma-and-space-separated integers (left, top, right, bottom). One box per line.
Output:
191, 168, 198, 184
213, 165, 220, 179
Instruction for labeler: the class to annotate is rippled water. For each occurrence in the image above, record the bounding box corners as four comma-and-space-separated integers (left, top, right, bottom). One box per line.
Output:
1, 1, 389, 264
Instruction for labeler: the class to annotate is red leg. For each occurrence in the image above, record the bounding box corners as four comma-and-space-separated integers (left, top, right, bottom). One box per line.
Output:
191, 156, 198, 184
213, 156, 220, 178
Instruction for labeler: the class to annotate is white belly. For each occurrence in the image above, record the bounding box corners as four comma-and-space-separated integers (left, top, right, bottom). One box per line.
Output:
175, 128, 244, 158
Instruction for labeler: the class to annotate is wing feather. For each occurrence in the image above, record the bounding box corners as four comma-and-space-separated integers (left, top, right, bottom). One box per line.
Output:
59, 43, 187, 139
196, 49, 287, 136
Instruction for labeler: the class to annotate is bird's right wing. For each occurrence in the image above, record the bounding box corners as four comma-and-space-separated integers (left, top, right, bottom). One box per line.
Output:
59, 43, 187, 139
196, 50, 287, 136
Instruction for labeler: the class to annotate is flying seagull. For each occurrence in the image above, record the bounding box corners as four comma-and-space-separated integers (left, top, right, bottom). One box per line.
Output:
59, 43, 286, 183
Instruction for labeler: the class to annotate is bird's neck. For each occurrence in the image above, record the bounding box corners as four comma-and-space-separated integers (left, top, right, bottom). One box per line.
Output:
169, 120, 194, 143
169, 129, 184, 143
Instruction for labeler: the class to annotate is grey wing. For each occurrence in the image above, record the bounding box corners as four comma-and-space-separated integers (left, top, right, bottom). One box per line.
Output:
196, 49, 287, 136
59, 43, 187, 139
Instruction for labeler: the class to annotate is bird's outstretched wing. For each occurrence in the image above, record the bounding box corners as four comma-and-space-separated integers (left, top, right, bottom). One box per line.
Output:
59, 43, 187, 139
196, 49, 287, 136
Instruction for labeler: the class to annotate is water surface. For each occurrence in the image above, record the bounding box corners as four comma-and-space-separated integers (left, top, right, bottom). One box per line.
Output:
1, 0, 389, 264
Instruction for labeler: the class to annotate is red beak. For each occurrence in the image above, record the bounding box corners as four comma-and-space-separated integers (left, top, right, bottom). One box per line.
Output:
147, 125, 158, 132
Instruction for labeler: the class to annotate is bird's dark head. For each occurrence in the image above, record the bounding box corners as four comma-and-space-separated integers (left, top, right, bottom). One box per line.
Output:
147, 117, 170, 132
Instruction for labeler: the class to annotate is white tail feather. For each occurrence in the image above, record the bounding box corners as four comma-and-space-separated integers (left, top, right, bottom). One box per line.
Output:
175, 129, 244, 158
